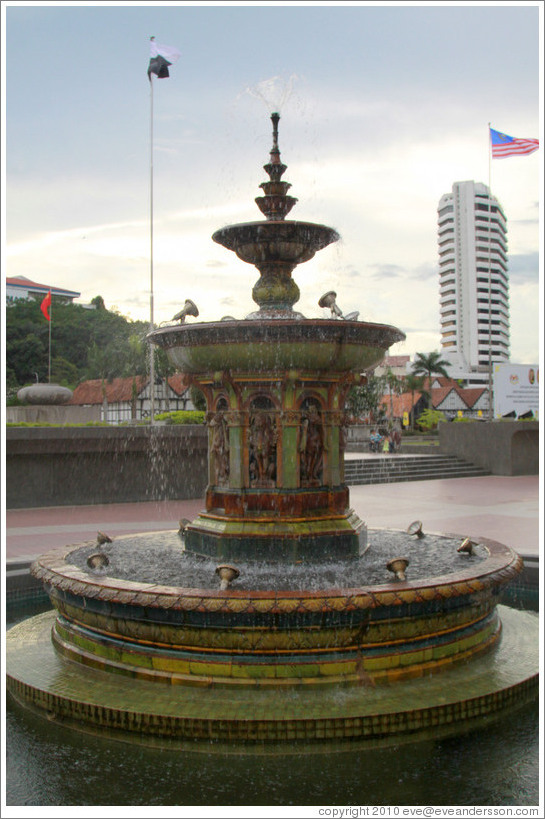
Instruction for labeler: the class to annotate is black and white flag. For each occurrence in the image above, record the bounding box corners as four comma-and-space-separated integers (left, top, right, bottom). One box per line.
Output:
148, 38, 181, 80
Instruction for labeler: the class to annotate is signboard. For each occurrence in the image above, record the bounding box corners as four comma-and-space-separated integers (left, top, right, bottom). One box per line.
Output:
493, 364, 539, 419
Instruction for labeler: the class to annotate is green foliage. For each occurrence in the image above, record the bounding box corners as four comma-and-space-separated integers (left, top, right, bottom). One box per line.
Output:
411, 351, 451, 410
416, 408, 446, 431
346, 378, 387, 421
411, 351, 451, 381
5, 296, 159, 390
347, 370, 404, 422
51, 356, 79, 387
189, 386, 206, 412
154, 410, 206, 425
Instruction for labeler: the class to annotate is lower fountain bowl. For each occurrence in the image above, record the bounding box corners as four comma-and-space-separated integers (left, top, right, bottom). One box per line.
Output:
6, 605, 538, 746
5, 529, 537, 745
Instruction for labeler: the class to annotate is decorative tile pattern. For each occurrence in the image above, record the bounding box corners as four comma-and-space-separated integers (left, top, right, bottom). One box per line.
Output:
6, 607, 539, 744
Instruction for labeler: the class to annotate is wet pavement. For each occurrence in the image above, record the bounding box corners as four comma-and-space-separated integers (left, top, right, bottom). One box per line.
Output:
5, 455, 540, 564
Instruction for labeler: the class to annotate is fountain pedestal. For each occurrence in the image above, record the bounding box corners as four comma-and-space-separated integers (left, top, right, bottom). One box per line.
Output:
151, 114, 404, 561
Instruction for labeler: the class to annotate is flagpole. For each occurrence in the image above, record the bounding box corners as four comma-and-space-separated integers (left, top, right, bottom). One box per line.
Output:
146, 36, 180, 423
487, 122, 493, 421
149, 63, 156, 424
48, 295, 52, 384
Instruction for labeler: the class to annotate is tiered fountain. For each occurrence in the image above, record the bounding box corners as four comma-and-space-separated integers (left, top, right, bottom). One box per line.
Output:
6, 115, 538, 747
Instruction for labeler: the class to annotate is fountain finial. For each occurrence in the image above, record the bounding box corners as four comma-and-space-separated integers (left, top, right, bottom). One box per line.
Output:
255, 112, 298, 220
270, 112, 280, 157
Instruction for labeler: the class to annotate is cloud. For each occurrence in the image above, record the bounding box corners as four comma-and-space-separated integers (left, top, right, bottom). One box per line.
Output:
508, 252, 540, 284
367, 262, 436, 282
368, 264, 404, 280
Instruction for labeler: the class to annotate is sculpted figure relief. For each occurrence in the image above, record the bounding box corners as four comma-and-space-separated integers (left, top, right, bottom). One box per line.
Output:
299, 404, 325, 485
210, 410, 230, 485
249, 411, 277, 486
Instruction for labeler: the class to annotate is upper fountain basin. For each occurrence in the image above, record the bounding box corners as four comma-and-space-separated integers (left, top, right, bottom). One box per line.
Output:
212, 220, 340, 266
149, 318, 406, 374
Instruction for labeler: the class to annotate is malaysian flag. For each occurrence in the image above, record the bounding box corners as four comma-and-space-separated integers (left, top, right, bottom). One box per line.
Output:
490, 127, 539, 159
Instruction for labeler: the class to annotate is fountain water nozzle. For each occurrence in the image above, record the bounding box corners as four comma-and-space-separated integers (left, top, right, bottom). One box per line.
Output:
407, 520, 424, 538
318, 291, 344, 318
215, 564, 240, 590
458, 538, 476, 555
87, 552, 110, 570
387, 557, 409, 581
173, 300, 199, 323
178, 518, 190, 536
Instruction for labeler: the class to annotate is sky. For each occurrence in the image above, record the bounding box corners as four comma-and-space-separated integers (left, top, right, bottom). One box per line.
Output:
2, 0, 543, 365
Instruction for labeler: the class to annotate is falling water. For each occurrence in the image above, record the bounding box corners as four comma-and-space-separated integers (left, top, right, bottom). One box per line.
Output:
69, 528, 487, 590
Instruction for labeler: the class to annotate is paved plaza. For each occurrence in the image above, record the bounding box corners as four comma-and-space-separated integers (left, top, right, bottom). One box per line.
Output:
6, 454, 539, 563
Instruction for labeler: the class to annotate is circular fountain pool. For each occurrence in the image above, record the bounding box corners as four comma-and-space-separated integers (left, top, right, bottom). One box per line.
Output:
6, 527, 537, 746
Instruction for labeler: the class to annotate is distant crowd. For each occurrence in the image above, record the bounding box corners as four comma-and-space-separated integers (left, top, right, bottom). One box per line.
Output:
369, 427, 402, 454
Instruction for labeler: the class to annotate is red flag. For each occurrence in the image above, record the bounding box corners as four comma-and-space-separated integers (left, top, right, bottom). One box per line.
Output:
40, 291, 52, 321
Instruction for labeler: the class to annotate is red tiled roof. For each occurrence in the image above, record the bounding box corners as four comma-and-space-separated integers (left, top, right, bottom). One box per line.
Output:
380, 392, 423, 415
167, 373, 191, 395
380, 382, 487, 415
431, 386, 454, 407
68, 377, 149, 405
68, 374, 191, 405
6, 276, 80, 298
456, 387, 486, 408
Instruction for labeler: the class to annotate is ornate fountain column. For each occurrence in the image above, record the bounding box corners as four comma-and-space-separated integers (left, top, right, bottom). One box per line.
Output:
151, 114, 405, 560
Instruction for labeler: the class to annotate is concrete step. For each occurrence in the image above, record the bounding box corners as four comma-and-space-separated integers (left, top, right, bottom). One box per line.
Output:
344, 455, 491, 485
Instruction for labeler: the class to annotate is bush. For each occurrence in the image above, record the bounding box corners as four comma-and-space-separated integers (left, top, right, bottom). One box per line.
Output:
154, 410, 206, 425
415, 409, 446, 431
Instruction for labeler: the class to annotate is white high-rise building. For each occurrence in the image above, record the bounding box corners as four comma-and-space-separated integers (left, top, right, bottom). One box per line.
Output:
437, 181, 510, 386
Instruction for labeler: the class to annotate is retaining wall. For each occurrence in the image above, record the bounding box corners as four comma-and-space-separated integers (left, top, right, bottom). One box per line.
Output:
6, 405, 101, 424
438, 421, 539, 476
6, 425, 208, 508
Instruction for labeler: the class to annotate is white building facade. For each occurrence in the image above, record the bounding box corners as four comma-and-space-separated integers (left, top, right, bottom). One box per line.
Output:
6, 276, 81, 303
437, 181, 510, 386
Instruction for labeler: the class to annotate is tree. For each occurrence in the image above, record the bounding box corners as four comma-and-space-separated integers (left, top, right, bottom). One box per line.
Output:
51, 357, 80, 387
381, 368, 404, 422
411, 352, 451, 408
404, 373, 426, 430
5, 295, 162, 390
416, 408, 446, 432
346, 377, 387, 423
5, 333, 47, 384
190, 386, 207, 412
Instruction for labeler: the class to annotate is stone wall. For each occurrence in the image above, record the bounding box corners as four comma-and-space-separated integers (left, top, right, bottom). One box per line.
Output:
6, 425, 208, 508
6, 405, 101, 424
438, 421, 539, 476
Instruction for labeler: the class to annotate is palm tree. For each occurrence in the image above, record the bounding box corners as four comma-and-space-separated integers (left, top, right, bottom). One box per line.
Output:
411, 352, 451, 409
